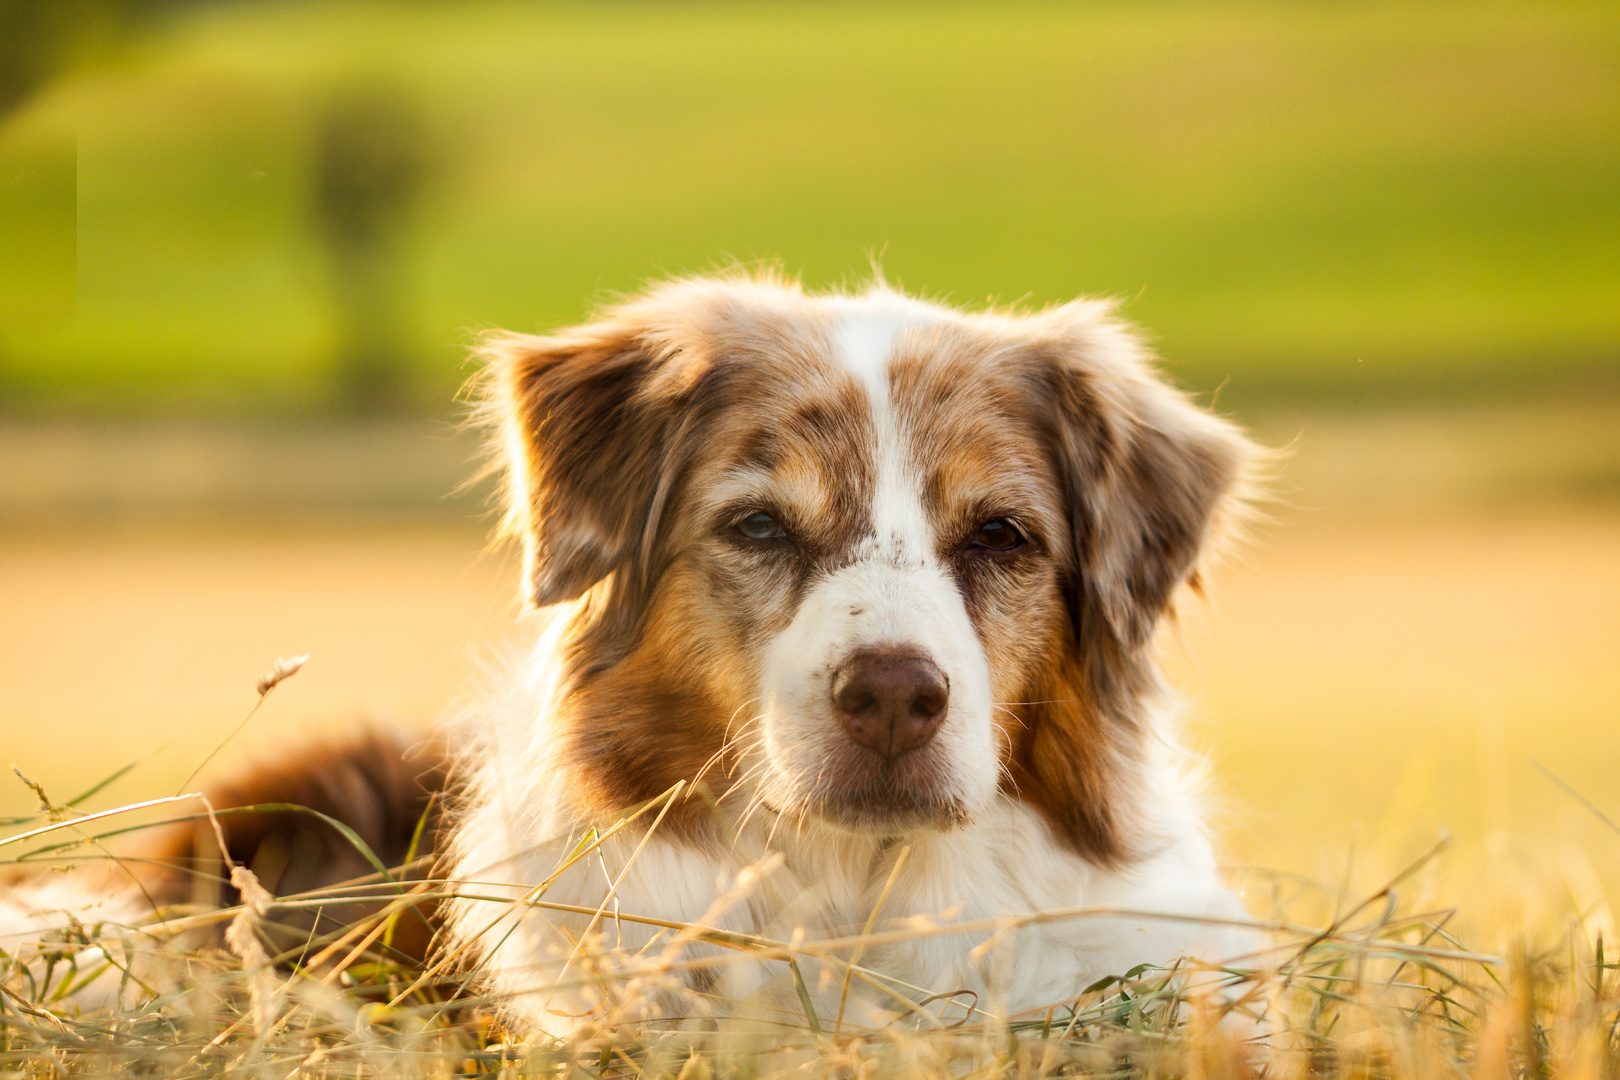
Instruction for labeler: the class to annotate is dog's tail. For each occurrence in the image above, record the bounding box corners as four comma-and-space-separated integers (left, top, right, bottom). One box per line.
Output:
2, 724, 452, 979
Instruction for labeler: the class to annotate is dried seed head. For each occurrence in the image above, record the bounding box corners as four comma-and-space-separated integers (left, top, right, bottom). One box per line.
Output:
11, 765, 64, 820
225, 865, 279, 1034
256, 654, 309, 696
229, 864, 274, 918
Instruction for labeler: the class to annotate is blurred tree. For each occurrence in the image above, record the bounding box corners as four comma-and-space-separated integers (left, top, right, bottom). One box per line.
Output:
0, 0, 154, 120
312, 86, 426, 413
0, 0, 125, 388
2, 0, 96, 117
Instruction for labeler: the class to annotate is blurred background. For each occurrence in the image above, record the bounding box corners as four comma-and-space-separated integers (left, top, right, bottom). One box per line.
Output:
2, 0, 1617, 923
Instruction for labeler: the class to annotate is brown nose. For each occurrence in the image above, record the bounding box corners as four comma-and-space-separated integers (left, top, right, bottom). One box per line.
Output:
831, 648, 949, 758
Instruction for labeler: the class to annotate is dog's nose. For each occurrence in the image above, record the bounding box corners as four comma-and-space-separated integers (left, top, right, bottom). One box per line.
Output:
831, 648, 949, 757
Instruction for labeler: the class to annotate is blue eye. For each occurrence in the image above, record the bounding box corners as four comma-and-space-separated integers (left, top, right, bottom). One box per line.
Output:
736, 511, 787, 540
970, 519, 1023, 551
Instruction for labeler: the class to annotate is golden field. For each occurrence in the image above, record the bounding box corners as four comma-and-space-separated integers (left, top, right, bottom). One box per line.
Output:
1, 405, 1617, 1074
4, 403, 1618, 934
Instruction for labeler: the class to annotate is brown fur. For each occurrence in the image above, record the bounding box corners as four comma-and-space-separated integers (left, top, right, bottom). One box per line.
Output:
133, 725, 448, 964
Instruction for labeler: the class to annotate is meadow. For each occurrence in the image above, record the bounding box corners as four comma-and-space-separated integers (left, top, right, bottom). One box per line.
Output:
6, 400, 1618, 885
4, 403, 1619, 1075
2, 0, 1618, 1073
1, 1, 1617, 413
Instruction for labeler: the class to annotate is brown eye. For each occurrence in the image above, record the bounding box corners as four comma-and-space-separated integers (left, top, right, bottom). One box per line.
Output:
970, 518, 1023, 551
736, 510, 787, 540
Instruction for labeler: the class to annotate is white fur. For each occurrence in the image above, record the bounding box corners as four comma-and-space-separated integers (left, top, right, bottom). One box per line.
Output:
447, 641, 1256, 1035
0, 878, 156, 1015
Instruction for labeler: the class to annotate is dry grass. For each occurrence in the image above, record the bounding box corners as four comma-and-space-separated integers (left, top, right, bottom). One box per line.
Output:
4, 511, 1618, 1076
2, 785, 1617, 1078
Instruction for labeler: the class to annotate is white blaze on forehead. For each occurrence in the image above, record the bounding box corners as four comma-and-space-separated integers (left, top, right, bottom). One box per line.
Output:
830, 297, 937, 564
750, 295, 1000, 824
831, 300, 909, 395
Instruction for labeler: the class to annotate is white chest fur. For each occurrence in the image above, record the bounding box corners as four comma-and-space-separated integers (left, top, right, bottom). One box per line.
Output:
447, 662, 1253, 1035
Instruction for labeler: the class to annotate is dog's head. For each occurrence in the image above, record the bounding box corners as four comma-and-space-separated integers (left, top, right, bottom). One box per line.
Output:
481, 273, 1253, 864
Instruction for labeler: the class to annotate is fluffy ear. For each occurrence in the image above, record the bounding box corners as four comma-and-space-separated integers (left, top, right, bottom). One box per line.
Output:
479, 321, 690, 608
1012, 304, 1255, 866
1044, 308, 1253, 653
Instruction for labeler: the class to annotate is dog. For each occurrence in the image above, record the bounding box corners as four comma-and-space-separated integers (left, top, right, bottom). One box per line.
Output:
2, 271, 1261, 1034
444, 272, 1262, 1032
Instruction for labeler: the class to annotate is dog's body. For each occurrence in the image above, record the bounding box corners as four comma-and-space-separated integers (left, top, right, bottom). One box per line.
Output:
3, 273, 1260, 1032
452, 633, 1251, 1031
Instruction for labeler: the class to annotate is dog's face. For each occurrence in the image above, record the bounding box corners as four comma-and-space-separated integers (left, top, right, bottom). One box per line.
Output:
689, 299, 1068, 834
485, 276, 1250, 862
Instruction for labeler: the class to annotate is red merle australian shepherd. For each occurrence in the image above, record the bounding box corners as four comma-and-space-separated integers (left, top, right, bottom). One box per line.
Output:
1, 272, 1264, 1033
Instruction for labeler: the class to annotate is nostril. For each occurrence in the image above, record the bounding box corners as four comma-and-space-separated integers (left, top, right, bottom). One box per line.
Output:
910, 686, 947, 719
835, 687, 877, 715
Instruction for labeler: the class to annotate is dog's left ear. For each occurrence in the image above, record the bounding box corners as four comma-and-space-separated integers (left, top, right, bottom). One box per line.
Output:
1041, 304, 1254, 654
1010, 305, 1254, 866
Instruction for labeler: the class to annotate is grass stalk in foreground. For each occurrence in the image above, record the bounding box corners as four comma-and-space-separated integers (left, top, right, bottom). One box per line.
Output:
3, 790, 1617, 1078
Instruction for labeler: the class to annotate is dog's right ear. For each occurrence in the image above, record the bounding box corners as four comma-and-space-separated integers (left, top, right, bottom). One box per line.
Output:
479, 321, 689, 608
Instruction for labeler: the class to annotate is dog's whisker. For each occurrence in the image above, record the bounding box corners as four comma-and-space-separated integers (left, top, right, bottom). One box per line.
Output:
695, 711, 764, 789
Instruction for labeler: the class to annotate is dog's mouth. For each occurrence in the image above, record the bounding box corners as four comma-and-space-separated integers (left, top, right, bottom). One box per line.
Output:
811, 780, 971, 832
762, 743, 972, 834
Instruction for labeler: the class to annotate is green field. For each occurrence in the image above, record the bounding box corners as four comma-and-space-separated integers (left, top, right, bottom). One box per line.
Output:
2, 0, 1617, 414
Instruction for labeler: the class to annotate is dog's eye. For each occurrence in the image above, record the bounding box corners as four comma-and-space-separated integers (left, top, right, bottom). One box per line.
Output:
970, 518, 1023, 551
735, 511, 787, 541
